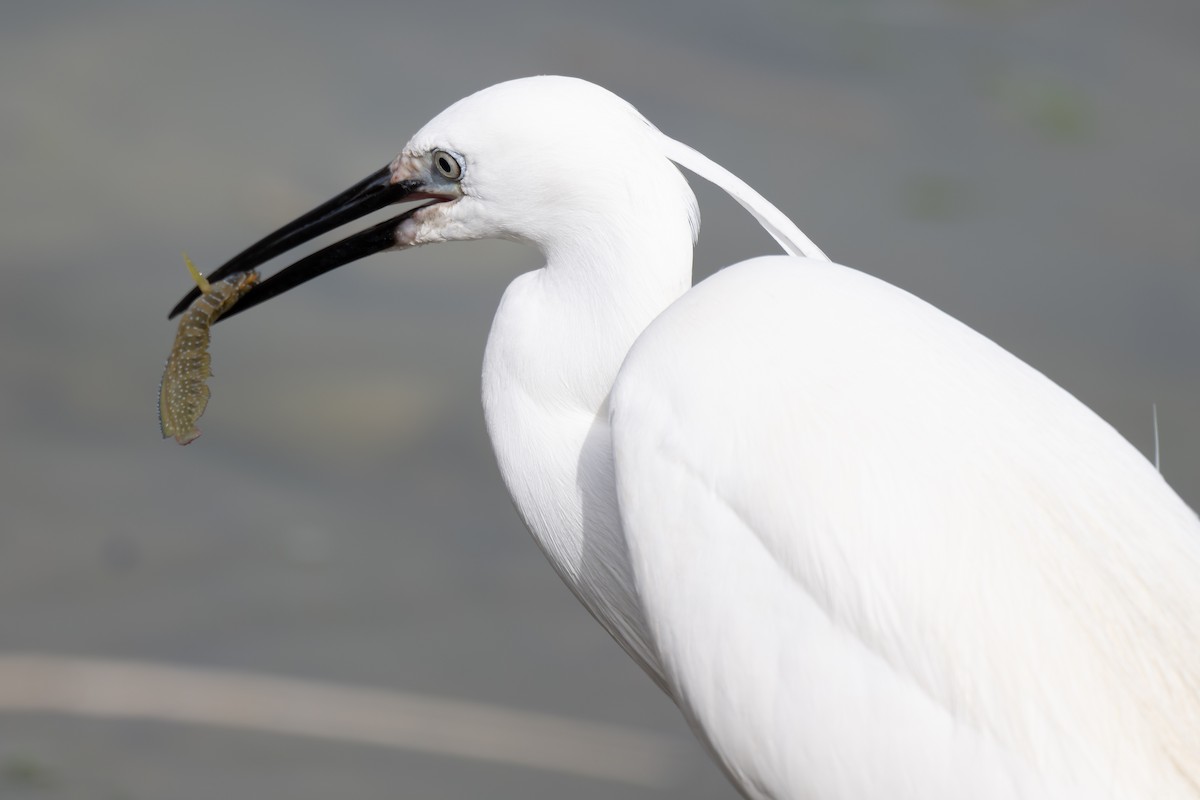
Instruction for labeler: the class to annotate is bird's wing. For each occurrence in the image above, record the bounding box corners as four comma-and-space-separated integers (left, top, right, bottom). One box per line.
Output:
609, 255, 1200, 800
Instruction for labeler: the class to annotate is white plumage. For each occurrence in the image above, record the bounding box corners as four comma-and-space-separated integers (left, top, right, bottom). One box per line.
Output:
332, 76, 1200, 797
613, 256, 1200, 798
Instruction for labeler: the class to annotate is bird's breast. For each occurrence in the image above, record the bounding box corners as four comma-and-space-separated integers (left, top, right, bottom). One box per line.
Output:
480, 272, 663, 682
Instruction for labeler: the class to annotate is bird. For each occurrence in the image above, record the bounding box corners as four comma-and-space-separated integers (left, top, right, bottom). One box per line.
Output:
171, 76, 1200, 799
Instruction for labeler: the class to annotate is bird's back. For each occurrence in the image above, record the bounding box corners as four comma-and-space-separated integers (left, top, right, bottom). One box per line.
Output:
610, 255, 1200, 799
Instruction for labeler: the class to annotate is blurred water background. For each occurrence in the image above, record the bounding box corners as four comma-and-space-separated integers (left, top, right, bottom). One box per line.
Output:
1, 0, 1197, 797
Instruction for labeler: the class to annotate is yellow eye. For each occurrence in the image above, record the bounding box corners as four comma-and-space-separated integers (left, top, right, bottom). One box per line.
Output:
432, 149, 463, 181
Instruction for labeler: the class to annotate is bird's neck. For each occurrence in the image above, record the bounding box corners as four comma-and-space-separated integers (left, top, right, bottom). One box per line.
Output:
538, 223, 695, 407
481, 214, 694, 679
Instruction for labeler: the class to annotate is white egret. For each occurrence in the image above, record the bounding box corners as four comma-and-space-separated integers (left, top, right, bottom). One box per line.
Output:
171, 76, 1200, 799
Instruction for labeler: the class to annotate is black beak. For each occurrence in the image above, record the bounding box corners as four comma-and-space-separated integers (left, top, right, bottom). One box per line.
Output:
167, 165, 424, 322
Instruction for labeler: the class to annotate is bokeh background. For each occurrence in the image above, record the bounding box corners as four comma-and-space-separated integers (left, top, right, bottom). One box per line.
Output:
1, 0, 1197, 797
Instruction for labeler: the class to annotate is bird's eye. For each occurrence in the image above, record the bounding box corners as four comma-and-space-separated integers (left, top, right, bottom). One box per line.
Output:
433, 150, 463, 181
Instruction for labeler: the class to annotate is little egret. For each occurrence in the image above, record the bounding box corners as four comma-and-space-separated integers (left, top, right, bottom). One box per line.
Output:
170, 76, 1200, 799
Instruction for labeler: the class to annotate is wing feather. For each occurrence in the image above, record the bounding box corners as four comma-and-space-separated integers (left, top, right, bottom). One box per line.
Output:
611, 255, 1200, 799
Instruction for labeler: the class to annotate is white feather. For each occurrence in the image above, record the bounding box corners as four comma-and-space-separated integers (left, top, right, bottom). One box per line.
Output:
611, 256, 1200, 799
657, 134, 830, 262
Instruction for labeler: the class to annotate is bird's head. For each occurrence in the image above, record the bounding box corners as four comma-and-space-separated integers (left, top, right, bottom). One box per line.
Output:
167, 76, 699, 321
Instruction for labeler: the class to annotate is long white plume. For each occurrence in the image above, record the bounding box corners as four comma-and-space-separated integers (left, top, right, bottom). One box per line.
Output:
658, 134, 831, 263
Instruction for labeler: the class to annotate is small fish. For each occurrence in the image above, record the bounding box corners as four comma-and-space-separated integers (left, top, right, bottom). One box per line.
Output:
159, 254, 258, 445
